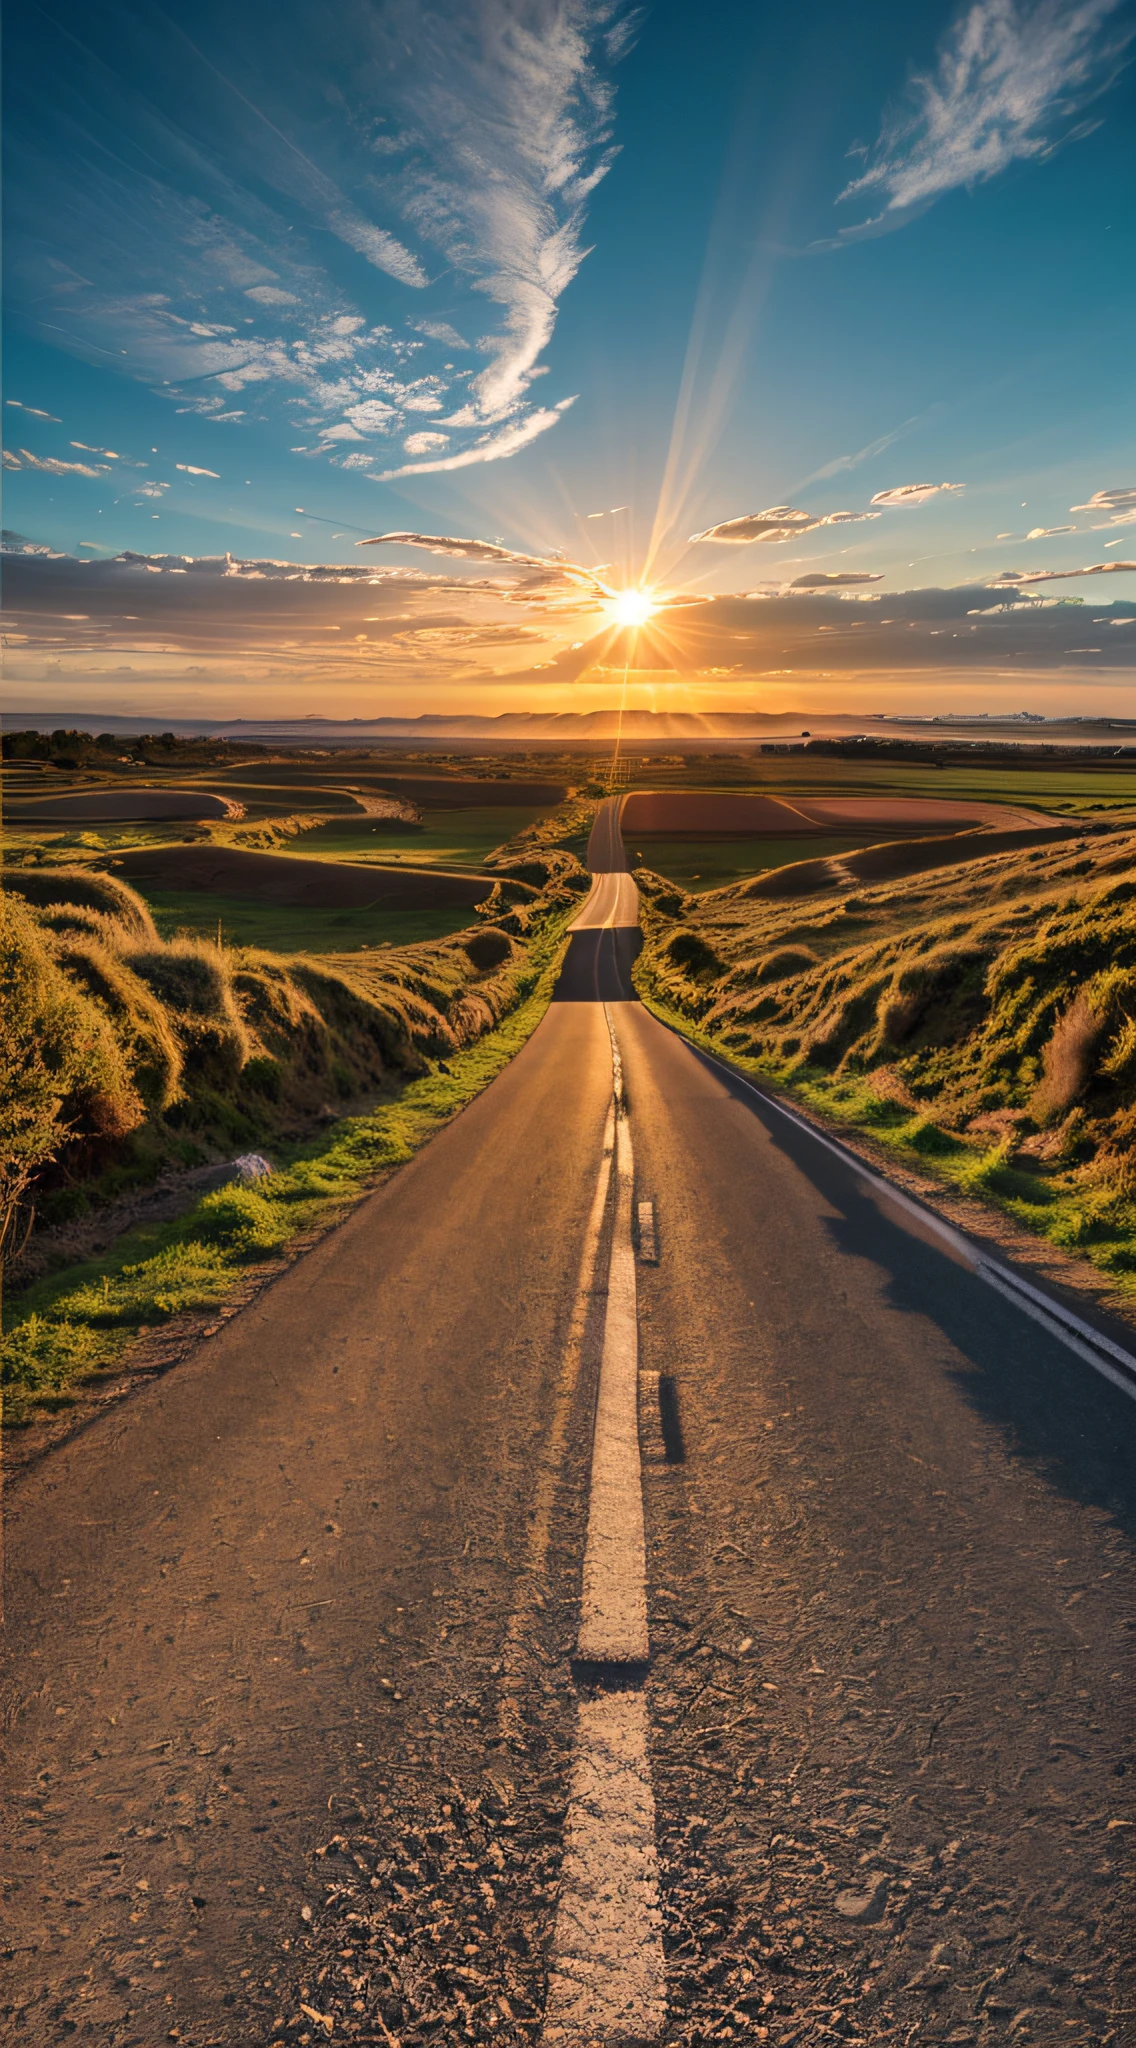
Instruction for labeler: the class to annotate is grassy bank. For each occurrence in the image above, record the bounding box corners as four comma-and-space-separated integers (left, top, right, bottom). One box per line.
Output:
633, 822, 1136, 1289
1, 840, 589, 1420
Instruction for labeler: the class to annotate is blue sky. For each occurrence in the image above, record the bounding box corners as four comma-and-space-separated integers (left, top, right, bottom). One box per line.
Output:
4, 0, 1135, 718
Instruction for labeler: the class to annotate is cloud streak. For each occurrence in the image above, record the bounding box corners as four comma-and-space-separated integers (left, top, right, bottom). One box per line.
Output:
689, 504, 881, 544
870, 480, 965, 506
6, 1, 630, 481
990, 559, 1136, 582
829, 0, 1134, 244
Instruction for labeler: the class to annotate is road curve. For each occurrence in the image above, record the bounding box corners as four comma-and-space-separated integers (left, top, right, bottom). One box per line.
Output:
1, 795, 1133, 2047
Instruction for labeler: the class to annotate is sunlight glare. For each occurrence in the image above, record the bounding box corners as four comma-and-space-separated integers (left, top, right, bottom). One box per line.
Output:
608, 587, 656, 629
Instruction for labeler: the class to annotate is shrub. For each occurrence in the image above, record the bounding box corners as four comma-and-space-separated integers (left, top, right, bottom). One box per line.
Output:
666, 929, 721, 975
0, 895, 144, 1246
464, 927, 514, 970
755, 946, 818, 983
49, 935, 183, 1112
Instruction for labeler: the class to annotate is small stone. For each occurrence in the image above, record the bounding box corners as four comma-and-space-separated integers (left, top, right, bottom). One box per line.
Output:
834, 1880, 888, 1923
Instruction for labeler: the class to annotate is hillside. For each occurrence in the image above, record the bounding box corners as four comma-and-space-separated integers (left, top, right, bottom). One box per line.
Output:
0, 847, 589, 1419
634, 820, 1136, 1286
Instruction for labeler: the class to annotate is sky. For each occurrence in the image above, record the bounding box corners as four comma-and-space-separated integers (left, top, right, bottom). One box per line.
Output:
3, 0, 1135, 722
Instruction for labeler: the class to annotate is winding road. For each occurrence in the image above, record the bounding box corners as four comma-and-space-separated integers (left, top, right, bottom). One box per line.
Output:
2, 800, 1134, 2048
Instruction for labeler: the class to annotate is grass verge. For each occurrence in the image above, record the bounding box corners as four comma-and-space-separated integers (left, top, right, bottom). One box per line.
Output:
2, 919, 573, 1424
635, 978, 1136, 1293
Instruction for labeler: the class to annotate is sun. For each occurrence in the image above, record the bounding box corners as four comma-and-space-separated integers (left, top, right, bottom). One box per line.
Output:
608, 587, 656, 630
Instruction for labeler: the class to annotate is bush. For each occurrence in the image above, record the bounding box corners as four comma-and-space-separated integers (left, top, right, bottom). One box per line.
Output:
755, 946, 818, 983
666, 929, 721, 975
0, 895, 144, 1246
464, 927, 514, 970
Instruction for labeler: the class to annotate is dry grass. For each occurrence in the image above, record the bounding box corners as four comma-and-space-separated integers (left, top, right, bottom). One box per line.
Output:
1, 851, 590, 1259
634, 822, 1136, 1283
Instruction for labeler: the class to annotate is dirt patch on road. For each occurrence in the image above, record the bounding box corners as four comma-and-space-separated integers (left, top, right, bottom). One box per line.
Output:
107, 843, 493, 909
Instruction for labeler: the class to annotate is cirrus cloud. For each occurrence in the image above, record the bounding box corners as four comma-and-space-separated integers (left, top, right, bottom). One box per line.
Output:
827, 0, 1135, 246
790, 571, 885, 587
689, 504, 881, 544
870, 481, 965, 506
989, 559, 1136, 583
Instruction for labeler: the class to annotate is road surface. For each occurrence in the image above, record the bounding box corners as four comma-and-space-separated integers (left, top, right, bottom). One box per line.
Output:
2, 800, 1133, 2047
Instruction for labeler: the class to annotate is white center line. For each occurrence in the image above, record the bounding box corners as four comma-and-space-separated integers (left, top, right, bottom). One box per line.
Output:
576, 1029, 648, 1665
543, 1004, 665, 2045
541, 1689, 666, 2045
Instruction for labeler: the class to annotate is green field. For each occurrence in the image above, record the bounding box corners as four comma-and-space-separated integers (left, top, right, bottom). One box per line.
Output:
626, 831, 910, 892
146, 891, 476, 953
287, 804, 554, 868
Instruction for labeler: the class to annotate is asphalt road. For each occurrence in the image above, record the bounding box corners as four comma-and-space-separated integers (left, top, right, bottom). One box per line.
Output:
2, 800, 1133, 2047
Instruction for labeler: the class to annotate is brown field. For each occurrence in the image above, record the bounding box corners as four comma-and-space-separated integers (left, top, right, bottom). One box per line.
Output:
620, 790, 1047, 834
106, 844, 493, 910
741, 821, 1081, 899
4, 788, 241, 823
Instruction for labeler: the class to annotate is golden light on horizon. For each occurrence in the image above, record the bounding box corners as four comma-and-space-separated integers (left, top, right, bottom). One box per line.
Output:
607, 587, 657, 630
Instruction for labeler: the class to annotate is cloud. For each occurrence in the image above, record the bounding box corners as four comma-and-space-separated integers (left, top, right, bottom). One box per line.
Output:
830, 0, 1134, 243
790, 571, 885, 588
6, 2, 630, 480
72, 441, 120, 458
796, 417, 922, 486
175, 463, 221, 477
990, 560, 1136, 583
410, 320, 471, 349
6, 400, 62, 422
1071, 485, 1136, 529
6, 447, 108, 478
870, 481, 965, 506
1026, 524, 1076, 537
374, 398, 576, 479
689, 504, 881, 544
403, 431, 450, 454
356, 531, 565, 569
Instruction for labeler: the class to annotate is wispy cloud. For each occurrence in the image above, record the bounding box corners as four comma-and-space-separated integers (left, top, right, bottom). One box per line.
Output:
357, 531, 560, 567
176, 463, 221, 478
4, 448, 109, 479
795, 418, 922, 487
375, 398, 577, 479
790, 571, 884, 587
990, 559, 1136, 582
1071, 484, 1136, 526
355, 526, 607, 596
1026, 524, 1076, 537
825, 0, 1134, 246
870, 481, 965, 506
689, 504, 881, 544
6, 400, 62, 422
1071, 485, 1136, 511
8, 1, 630, 480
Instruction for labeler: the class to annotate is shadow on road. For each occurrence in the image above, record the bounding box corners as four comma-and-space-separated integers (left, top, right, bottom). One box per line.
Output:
553, 928, 642, 1002
711, 1057, 1136, 1541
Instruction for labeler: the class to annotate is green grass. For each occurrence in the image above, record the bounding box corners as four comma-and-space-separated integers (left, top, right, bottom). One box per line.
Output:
625, 831, 906, 891
145, 891, 476, 954
632, 824, 1136, 1293
289, 804, 555, 868
620, 759, 1136, 815
2, 915, 575, 1422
